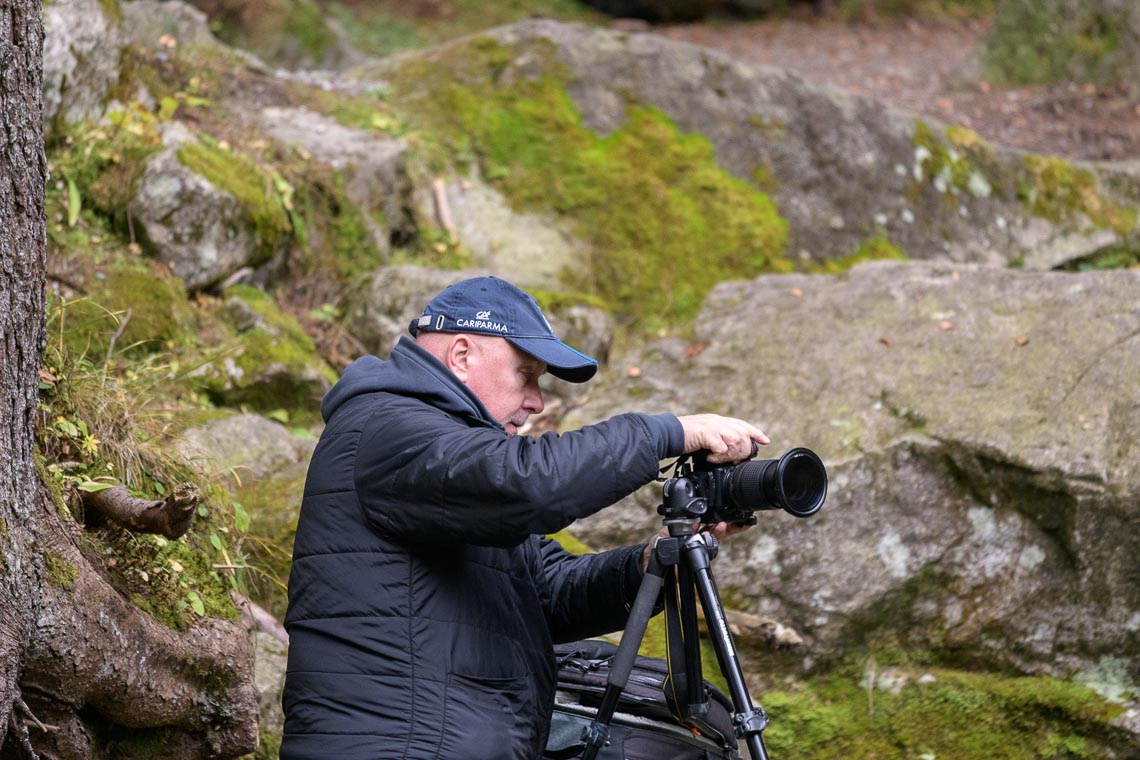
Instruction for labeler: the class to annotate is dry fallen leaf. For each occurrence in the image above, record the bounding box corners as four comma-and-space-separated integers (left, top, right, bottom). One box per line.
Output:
939, 320, 954, 331
879, 336, 893, 347
1015, 336, 1029, 346
791, 288, 803, 297
627, 366, 642, 378
684, 342, 707, 358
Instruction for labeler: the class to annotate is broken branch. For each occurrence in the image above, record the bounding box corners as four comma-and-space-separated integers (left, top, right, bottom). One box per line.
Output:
80, 483, 200, 539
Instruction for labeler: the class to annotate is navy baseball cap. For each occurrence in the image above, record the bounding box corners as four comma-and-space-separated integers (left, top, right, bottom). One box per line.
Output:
408, 276, 598, 383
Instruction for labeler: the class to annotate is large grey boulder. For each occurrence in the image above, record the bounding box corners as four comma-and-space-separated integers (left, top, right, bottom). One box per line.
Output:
562, 261, 1140, 695
128, 125, 287, 290
176, 413, 316, 485
361, 20, 1140, 270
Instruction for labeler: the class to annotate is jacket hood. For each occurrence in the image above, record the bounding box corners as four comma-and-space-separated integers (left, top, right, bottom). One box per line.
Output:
320, 337, 498, 428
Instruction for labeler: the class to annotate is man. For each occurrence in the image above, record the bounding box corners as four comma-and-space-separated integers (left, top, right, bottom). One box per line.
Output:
281, 276, 768, 759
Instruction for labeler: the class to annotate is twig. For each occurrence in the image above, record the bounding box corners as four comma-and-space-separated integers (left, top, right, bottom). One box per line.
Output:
104, 308, 132, 369
16, 698, 57, 733
432, 178, 456, 243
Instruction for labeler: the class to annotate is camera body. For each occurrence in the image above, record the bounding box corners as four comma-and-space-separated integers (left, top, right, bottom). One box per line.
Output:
661, 447, 827, 524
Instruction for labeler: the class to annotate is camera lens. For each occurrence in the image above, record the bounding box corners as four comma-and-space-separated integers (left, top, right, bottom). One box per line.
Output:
727, 447, 827, 518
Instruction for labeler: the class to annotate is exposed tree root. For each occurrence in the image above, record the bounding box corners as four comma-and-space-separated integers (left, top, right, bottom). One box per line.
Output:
2, 492, 259, 759
80, 483, 200, 539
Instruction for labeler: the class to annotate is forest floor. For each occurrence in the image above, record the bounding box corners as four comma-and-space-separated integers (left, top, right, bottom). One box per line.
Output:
644, 9, 1140, 163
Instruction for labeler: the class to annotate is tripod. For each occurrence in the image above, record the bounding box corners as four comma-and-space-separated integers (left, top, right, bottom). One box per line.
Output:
579, 506, 772, 759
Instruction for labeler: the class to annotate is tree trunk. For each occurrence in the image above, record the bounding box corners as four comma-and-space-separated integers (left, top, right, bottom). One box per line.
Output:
0, 2, 259, 756
0, 0, 50, 745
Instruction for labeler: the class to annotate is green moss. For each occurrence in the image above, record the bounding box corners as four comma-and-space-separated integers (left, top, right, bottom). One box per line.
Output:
254, 729, 283, 760
1018, 154, 1137, 236
285, 81, 406, 137
196, 284, 335, 418
115, 507, 242, 630
176, 140, 294, 262
762, 664, 1127, 759
43, 549, 79, 590
35, 451, 73, 520
749, 115, 788, 141
388, 42, 789, 334
812, 236, 907, 274
329, 180, 383, 278
1057, 241, 1140, 271
912, 120, 995, 201
752, 163, 780, 195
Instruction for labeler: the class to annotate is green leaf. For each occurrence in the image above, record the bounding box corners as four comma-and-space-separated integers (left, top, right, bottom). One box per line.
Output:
209, 533, 223, 551
55, 417, 79, 437
197, 504, 209, 518
187, 591, 205, 616
232, 501, 250, 532
158, 96, 179, 122
77, 480, 117, 493
67, 176, 81, 227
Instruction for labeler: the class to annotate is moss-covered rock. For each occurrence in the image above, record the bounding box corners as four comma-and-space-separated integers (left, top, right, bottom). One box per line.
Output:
377, 34, 790, 335
192, 284, 336, 420
760, 662, 1128, 759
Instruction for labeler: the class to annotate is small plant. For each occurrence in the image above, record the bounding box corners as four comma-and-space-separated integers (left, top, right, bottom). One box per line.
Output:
36, 294, 253, 630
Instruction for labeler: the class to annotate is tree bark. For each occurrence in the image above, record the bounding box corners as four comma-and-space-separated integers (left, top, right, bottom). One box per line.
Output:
0, 0, 50, 743
0, 1, 259, 756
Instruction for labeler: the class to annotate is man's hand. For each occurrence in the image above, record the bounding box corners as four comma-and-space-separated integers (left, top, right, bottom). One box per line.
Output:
676, 413, 769, 464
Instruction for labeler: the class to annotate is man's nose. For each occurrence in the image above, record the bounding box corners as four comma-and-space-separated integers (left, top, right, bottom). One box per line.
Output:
526, 386, 544, 414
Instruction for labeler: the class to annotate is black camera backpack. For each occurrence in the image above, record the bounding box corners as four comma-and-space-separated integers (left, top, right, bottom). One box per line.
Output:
544, 639, 740, 760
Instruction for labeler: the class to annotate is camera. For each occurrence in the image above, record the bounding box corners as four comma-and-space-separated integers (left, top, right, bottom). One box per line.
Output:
660, 447, 827, 525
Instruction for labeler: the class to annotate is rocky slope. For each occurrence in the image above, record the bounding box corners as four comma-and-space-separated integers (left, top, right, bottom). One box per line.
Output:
33, 1, 1140, 756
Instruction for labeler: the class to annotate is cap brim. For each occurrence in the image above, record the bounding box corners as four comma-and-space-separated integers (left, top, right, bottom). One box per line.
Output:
508, 337, 598, 383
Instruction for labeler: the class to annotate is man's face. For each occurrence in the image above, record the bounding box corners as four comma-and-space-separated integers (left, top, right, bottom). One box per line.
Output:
465, 336, 546, 436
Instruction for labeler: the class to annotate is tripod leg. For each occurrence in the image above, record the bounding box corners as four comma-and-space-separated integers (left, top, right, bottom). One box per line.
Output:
673, 562, 709, 718
685, 549, 771, 760
579, 551, 668, 760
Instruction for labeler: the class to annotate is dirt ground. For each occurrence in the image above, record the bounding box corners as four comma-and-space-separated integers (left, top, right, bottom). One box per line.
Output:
649, 11, 1140, 162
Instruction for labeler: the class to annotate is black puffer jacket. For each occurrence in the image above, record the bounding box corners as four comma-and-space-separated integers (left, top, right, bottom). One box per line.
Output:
281, 338, 683, 759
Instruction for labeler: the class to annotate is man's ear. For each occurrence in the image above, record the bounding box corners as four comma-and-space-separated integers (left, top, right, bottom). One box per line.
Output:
445, 335, 474, 382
